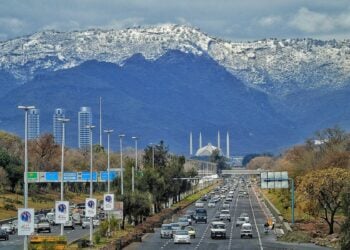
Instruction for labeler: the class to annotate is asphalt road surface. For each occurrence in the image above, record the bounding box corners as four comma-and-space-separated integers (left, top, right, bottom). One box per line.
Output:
126, 184, 330, 250
0, 223, 93, 250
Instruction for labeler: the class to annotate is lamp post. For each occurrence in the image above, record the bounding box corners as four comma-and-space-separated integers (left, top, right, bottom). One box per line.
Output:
57, 118, 69, 236
131, 136, 138, 192
149, 143, 155, 168
18, 105, 35, 250
119, 134, 125, 195
86, 125, 95, 245
104, 129, 113, 237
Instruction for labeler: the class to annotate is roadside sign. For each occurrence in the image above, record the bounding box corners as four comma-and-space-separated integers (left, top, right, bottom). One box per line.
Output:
81, 172, 97, 181
103, 194, 114, 211
85, 198, 97, 217
55, 201, 69, 224
27, 172, 38, 182
63, 172, 77, 182
261, 171, 289, 189
18, 208, 34, 235
100, 171, 117, 182
45, 172, 59, 182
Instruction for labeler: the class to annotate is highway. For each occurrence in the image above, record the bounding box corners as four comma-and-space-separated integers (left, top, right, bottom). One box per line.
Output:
0, 222, 93, 250
126, 180, 330, 250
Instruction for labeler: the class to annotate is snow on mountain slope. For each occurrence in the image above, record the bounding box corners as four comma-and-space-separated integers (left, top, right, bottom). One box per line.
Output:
0, 24, 349, 95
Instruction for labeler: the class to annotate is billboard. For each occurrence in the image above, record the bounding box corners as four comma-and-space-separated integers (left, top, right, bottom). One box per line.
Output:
85, 198, 97, 217
103, 194, 114, 211
55, 201, 69, 223
18, 208, 34, 235
261, 171, 289, 189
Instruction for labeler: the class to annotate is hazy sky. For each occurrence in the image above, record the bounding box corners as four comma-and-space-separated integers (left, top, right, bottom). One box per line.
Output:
0, 0, 349, 41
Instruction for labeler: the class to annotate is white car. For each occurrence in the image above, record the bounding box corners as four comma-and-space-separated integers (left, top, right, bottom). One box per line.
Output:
210, 221, 226, 239
0, 224, 14, 234
93, 217, 100, 227
240, 223, 253, 238
173, 230, 190, 244
208, 201, 216, 207
81, 217, 93, 229
236, 216, 250, 227
64, 216, 75, 230
195, 201, 204, 208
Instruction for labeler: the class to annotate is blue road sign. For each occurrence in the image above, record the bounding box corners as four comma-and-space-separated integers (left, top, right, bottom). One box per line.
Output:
45, 172, 59, 181
100, 171, 117, 181
64, 172, 77, 182
81, 171, 97, 181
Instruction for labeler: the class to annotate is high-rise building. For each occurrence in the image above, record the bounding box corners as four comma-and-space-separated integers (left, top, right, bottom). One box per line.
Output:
53, 108, 65, 144
28, 108, 40, 139
78, 107, 92, 148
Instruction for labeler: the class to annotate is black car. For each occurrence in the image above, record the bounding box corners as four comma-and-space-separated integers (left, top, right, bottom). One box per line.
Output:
0, 229, 9, 241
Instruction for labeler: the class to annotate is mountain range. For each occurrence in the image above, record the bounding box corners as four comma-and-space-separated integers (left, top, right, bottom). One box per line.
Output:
0, 24, 349, 155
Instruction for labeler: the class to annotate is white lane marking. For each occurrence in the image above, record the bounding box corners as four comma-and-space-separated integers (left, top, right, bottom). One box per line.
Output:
249, 188, 263, 250
228, 194, 240, 249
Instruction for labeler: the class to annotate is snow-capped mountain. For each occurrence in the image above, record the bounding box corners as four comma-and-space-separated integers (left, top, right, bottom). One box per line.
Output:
1, 24, 350, 95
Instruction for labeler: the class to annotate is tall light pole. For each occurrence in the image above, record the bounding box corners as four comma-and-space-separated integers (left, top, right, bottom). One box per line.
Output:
86, 125, 95, 245
149, 143, 155, 168
18, 105, 35, 250
131, 136, 138, 192
104, 129, 113, 237
119, 134, 125, 195
58, 118, 69, 236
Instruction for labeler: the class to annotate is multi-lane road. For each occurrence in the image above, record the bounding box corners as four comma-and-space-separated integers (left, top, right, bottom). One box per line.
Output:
126, 181, 330, 250
0, 222, 92, 250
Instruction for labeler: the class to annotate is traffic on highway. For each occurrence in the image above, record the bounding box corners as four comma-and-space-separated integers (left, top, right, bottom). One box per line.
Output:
126, 176, 329, 250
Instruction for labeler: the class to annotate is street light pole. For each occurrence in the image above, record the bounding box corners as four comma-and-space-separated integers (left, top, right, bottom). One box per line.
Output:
86, 125, 95, 245
104, 129, 113, 237
18, 105, 35, 250
119, 134, 125, 195
58, 118, 69, 236
151, 144, 155, 168
131, 136, 138, 192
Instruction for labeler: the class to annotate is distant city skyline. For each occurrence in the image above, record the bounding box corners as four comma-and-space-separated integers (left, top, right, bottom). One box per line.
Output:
0, 1, 349, 42
28, 108, 39, 140
78, 107, 92, 149
53, 108, 65, 144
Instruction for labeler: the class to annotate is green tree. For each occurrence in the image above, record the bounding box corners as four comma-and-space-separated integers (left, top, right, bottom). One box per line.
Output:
297, 168, 350, 234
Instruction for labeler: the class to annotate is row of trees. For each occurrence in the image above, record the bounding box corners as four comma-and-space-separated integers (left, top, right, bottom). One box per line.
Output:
0, 131, 198, 230
246, 127, 350, 248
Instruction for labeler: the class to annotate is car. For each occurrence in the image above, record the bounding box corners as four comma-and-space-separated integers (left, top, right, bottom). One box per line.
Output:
195, 201, 205, 208
185, 226, 196, 238
208, 201, 216, 207
37, 219, 51, 233
240, 212, 249, 218
210, 221, 226, 239
222, 202, 230, 209
0, 229, 9, 241
0, 224, 14, 235
214, 211, 221, 220
220, 194, 225, 199
81, 217, 94, 229
178, 217, 189, 227
93, 217, 100, 227
184, 214, 192, 225
173, 230, 190, 244
200, 196, 208, 201
72, 212, 82, 225
64, 216, 75, 230
34, 217, 40, 232
240, 223, 253, 238
219, 210, 231, 222
225, 197, 233, 202
194, 208, 207, 223
10, 220, 17, 233
170, 223, 181, 235
236, 216, 250, 227
46, 212, 55, 225
160, 224, 173, 238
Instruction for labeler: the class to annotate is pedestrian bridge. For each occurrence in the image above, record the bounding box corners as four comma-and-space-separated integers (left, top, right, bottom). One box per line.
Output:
221, 169, 264, 175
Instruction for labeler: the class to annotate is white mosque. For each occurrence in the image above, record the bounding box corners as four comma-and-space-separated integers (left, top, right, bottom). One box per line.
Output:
190, 131, 230, 158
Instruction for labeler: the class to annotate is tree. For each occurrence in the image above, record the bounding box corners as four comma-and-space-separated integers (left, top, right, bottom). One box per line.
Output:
297, 168, 350, 234
28, 134, 60, 171
210, 149, 227, 174
246, 156, 274, 170
340, 185, 350, 250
